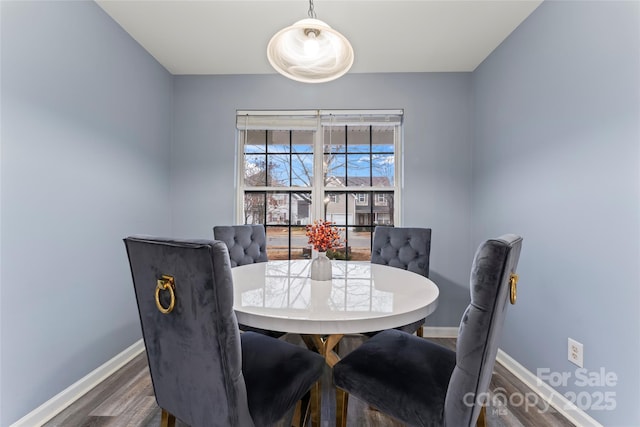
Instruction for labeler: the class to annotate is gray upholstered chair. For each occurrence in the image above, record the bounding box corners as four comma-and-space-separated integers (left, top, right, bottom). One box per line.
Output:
213, 224, 268, 267
124, 236, 324, 427
213, 224, 284, 338
334, 234, 523, 427
370, 226, 432, 336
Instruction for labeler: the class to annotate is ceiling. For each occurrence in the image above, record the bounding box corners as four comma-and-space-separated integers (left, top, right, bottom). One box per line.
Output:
96, 0, 543, 76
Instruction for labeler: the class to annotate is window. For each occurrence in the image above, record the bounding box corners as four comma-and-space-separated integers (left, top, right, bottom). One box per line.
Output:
237, 110, 402, 260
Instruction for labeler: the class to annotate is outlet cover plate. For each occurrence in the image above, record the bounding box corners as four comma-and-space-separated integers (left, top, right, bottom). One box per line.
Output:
568, 338, 584, 368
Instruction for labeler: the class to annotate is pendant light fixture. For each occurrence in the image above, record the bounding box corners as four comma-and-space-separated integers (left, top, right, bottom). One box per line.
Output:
267, 0, 354, 84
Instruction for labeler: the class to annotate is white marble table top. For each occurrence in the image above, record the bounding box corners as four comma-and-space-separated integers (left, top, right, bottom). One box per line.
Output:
232, 260, 439, 335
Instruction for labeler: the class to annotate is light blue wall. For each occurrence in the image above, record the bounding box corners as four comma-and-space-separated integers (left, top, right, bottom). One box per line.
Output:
472, 1, 640, 425
7, 0, 638, 425
172, 73, 474, 326
0, 1, 172, 425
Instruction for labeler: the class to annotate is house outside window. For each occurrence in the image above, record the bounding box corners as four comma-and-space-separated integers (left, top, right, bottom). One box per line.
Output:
236, 110, 402, 260
355, 193, 368, 204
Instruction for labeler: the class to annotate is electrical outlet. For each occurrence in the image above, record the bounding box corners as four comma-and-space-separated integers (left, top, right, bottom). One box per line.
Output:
568, 338, 583, 368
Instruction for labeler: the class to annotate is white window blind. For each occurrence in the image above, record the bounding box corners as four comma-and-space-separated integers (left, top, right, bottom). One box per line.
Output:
236, 110, 403, 130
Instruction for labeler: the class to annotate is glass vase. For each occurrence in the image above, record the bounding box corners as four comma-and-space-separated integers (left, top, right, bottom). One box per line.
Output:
310, 251, 332, 281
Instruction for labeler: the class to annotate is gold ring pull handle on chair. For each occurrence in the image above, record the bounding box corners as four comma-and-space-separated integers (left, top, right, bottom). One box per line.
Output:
155, 275, 176, 314
509, 273, 519, 305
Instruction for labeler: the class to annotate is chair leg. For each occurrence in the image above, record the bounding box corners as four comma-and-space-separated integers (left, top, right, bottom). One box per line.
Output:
417, 325, 424, 338
309, 381, 321, 427
336, 388, 349, 427
160, 409, 176, 427
476, 405, 487, 427
292, 391, 312, 427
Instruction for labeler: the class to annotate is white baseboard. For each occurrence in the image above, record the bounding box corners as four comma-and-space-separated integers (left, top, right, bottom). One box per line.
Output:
10, 339, 145, 427
422, 326, 459, 338
496, 349, 603, 427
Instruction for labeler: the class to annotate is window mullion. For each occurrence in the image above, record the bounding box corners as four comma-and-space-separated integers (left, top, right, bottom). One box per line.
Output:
395, 125, 402, 225
313, 117, 324, 222
236, 130, 245, 223
369, 125, 373, 187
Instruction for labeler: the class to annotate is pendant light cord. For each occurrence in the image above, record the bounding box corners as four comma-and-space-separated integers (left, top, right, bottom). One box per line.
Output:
308, 0, 316, 19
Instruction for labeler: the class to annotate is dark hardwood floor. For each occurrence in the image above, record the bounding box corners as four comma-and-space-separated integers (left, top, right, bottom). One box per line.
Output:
43, 336, 575, 427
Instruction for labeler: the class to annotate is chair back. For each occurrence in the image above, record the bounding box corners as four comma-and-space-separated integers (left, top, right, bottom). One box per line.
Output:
371, 226, 431, 277
124, 236, 254, 427
444, 234, 523, 427
213, 225, 268, 267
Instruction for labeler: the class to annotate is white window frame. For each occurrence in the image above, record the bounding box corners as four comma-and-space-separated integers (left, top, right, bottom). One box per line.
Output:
235, 109, 403, 229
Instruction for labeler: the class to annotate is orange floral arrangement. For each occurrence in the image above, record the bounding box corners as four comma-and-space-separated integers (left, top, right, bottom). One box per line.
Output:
305, 220, 343, 252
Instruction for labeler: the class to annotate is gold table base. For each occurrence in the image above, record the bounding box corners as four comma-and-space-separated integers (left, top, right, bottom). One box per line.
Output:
301, 334, 348, 427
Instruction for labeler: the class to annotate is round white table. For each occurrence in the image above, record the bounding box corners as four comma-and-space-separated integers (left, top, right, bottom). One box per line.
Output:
232, 259, 439, 427
232, 259, 439, 335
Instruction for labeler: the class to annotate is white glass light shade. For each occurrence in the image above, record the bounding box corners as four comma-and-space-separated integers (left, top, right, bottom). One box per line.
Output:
267, 18, 354, 84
